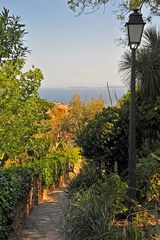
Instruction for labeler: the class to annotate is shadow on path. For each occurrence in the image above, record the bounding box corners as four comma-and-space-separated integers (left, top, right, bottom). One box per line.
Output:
21, 189, 66, 240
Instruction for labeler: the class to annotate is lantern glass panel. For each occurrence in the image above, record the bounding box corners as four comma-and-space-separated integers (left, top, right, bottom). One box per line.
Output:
128, 24, 144, 44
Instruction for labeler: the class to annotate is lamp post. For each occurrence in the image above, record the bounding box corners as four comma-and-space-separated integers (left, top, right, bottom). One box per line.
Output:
126, 9, 145, 210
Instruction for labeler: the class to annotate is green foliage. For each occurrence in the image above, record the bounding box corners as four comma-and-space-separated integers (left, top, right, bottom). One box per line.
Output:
136, 97, 160, 158
0, 60, 50, 163
60, 95, 105, 140
0, 8, 29, 61
68, 0, 160, 22
66, 162, 102, 197
30, 153, 67, 188
84, 96, 105, 120
65, 162, 160, 240
103, 224, 159, 240
119, 26, 160, 101
137, 149, 160, 203
0, 145, 80, 238
65, 171, 127, 240
61, 95, 85, 136
64, 146, 80, 165
0, 167, 33, 239
77, 105, 129, 172
0, 9, 50, 165
27, 146, 80, 189
0, 7, 83, 239
20, 66, 43, 98
77, 93, 160, 174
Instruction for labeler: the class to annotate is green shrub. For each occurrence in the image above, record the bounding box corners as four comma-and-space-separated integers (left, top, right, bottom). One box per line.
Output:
28, 147, 80, 189
0, 147, 80, 239
137, 149, 160, 204
65, 168, 159, 240
77, 94, 160, 175
29, 153, 67, 188
66, 162, 102, 198
65, 173, 127, 240
92, 224, 158, 240
77, 106, 128, 173
0, 166, 33, 239
64, 146, 80, 165
0, 155, 65, 239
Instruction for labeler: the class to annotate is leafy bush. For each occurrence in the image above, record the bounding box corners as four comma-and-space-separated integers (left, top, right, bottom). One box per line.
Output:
28, 147, 80, 188
65, 165, 159, 240
29, 153, 67, 188
77, 94, 160, 175
136, 97, 160, 157
77, 105, 129, 173
0, 60, 50, 163
98, 224, 158, 240
137, 149, 160, 204
0, 167, 33, 239
0, 146, 80, 239
64, 146, 80, 165
66, 162, 102, 198
65, 173, 127, 240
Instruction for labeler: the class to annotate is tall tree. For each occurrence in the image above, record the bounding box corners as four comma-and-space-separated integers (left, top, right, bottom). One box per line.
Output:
68, 0, 159, 21
60, 95, 105, 141
0, 60, 50, 166
119, 26, 160, 101
61, 95, 85, 138
0, 8, 29, 61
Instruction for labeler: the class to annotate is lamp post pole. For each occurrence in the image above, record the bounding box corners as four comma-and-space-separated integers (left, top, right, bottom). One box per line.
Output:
126, 9, 145, 213
128, 48, 136, 206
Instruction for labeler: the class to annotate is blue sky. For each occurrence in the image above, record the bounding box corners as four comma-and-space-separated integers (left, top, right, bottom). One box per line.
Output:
0, 1, 158, 88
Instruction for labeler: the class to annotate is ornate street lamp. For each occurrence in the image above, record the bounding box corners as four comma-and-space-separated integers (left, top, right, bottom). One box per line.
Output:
126, 9, 145, 211
126, 9, 145, 49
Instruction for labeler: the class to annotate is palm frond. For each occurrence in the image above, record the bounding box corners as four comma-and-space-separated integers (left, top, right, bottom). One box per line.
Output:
119, 26, 160, 101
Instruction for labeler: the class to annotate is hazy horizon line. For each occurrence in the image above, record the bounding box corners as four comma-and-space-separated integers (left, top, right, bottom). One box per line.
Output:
40, 85, 128, 89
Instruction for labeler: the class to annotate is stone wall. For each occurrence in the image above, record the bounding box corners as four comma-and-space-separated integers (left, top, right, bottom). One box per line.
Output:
8, 177, 43, 240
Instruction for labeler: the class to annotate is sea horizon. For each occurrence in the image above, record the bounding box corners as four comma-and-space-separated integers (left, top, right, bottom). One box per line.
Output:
39, 86, 128, 104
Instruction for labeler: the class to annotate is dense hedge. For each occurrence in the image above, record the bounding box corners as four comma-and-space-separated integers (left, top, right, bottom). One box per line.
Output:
0, 167, 33, 239
0, 146, 81, 240
77, 94, 160, 174
0, 161, 61, 239
77, 104, 129, 173
28, 153, 67, 188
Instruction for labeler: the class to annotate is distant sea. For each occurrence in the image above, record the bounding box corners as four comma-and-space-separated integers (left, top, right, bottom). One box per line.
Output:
39, 86, 128, 105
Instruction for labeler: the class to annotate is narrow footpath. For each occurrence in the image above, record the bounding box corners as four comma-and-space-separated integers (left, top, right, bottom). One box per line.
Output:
21, 188, 66, 240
